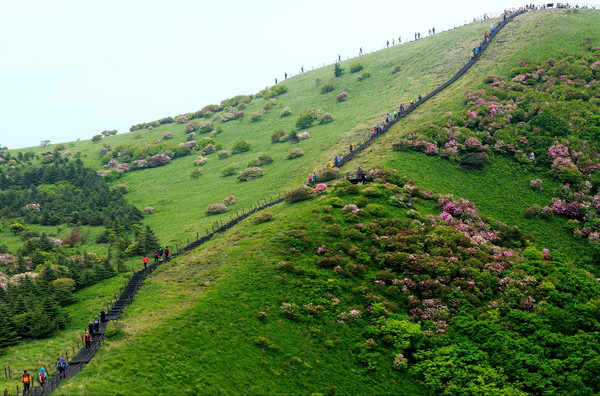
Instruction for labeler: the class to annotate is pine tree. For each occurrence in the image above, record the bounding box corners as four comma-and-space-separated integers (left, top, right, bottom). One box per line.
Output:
0, 303, 19, 349
143, 226, 160, 254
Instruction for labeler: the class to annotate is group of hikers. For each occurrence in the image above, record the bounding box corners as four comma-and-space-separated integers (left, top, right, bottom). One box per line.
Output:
141, 246, 171, 268
20, 354, 69, 394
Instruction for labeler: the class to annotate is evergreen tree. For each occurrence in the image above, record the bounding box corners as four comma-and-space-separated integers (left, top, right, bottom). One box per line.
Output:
0, 303, 20, 349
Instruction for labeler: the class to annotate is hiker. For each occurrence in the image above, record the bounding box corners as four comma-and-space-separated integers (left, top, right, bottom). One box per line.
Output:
386, 40, 389, 48
312, 173, 318, 183
308, 174, 313, 186
93, 316, 100, 332
328, 160, 334, 168
359, 47, 363, 55
418, 94, 422, 101
87, 321, 94, 335
418, 32, 421, 39
38, 368, 48, 390
334, 156, 339, 167
284, 72, 287, 79
392, 38, 395, 45
429, 29, 431, 35
361, 171, 368, 184
349, 143, 353, 152
158, 248, 164, 260
301, 65, 304, 73
100, 309, 106, 323
164, 246, 170, 260
142, 255, 149, 269
275, 78, 277, 84
432, 27, 435, 34
338, 54, 341, 62
386, 113, 391, 123
154, 251, 159, 263
357, 167, 363, 179
57, 356, 67, 380
21, 370, 32, 395
83, 331, 92, 351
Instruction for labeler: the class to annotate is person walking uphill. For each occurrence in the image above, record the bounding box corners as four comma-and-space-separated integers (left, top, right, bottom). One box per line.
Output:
100, 308, 106, 323
38, 368, 48, 391
21, 370, 32, 395
93, 316, 100, 332
57, 356, 67, 380
164, 246, 170, 261
142, 255, 149, 269
83, 330, 93, 351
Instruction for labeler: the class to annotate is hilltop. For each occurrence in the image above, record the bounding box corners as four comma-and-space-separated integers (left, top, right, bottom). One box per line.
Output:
1, 7, 599, 395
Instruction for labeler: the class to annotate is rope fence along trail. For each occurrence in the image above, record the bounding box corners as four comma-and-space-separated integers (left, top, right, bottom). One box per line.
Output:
4, 195, 283, 396
335, 8, 526, 170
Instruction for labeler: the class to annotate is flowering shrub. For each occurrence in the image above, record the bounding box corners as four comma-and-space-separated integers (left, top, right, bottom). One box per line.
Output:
530, 179, 543, 190
143, 206, 155, 214
223, 195, 237, 205
204, 203, 227, 215
286, 148, 305, 159
247, 155, 273, 167
23, 203, 41, 211
250, 112, 262, 122
149, 153, 171, 167
202, 144, 217, 155
297, 131, 310, 140
319, 112, 334, 124
314, 183, 328, 193
162, 131, 174, 139
336, 91, 348, 102
175, 115, 189, 123
237, 167, 264, 181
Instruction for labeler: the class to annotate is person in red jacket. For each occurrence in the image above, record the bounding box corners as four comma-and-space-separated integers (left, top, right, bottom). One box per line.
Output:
142, 255, 149, 269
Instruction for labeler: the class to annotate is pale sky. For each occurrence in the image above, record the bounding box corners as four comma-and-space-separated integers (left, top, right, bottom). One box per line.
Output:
0, 0, 525, 150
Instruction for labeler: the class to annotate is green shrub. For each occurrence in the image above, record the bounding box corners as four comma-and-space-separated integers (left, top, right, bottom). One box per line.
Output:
250, 112, 262, 122
286, 148, 305, 159
334, 63, 344, 77
198, 121, 213, 133
248, 155, 273, 167
221, 163, 239, 176
319, 113, 334, 124
254, 212, 274, 224
319, 168, 339, 182
321, 83, 335, 94
280, 107, 292, 117
350, 63, 364, 73
358, 71, 372, 81
237, 167, 264, 181
231, 139, 251, 154
271, 130, 286, 143
217, 150, 230, 159
459, 152, 489, 170
190, 168, 202, 178
392, 65, 402, 74
284, 186, 315, 203
296, 112, 317, 129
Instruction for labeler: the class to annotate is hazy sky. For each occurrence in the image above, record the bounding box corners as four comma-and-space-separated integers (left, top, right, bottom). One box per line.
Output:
1, 0, 525, 150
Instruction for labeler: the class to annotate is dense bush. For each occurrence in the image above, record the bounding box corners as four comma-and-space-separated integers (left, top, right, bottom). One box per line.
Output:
237, 167, 264, 181
350, 63, 364, 73
334, 63, 344, 77
223, 195, 237, 205
221, 163, 239, 176
336, 91, 348, 102
321, 83, 335, 94
280, 107, 292, 117
318, 168, 339, 181
286, 148, 305, 159
284, 185, 315, 203
269, 130, 285, 144
253, 211, 274, 224
231, 139, 251, 154
296, 112, 316, 129
358, 71, 372, 81
319, 113, 334, 124
204, 203, 227, 215
217, 150, 230, 159
250, 112, 262, 122
248, 155, 273, 167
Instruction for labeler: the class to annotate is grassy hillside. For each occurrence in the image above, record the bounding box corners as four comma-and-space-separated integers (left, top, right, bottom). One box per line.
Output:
2, 8, 599, 395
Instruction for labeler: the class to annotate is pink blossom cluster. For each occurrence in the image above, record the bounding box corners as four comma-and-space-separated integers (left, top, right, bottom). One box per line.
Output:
342, 204, 361, 214
314, 183, 328, 193
297, 131, 310, 140
24, 203, 41, 211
